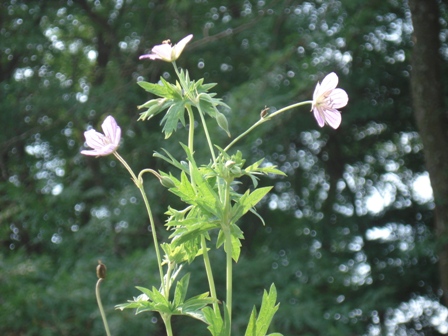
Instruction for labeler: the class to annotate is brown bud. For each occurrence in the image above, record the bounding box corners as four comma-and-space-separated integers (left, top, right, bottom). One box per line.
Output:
260, 106, 269, 118
96, 260, 107, 279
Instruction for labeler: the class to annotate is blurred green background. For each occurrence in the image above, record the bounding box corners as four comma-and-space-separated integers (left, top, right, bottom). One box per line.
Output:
2, 0, 448, 335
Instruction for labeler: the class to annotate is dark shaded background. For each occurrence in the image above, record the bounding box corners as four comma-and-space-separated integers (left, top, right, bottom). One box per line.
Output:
1, 1, 448, 335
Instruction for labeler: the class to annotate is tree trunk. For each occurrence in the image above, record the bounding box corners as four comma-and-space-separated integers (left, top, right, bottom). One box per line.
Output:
409, 0, 448, 306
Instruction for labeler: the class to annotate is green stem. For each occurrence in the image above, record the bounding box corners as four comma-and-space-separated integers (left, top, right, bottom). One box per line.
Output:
186, 105, 195, 155
138, 182, 164, 286
196, 102, 217, 162
201, 235, 219, 313
185, 105, 198, 195
224, 226, 233, 331
164, 261, 175, 298
113, 152, 164, 286
172, 62, 223, 324
224, 100, 313, 152
96, 279, 112, 336
172, 61, 181, 83
113, 151, 138, 183
185, 96, 220, 313
161, 313, 173, 336
139, 168, 162, 180
222, 181, 233, 331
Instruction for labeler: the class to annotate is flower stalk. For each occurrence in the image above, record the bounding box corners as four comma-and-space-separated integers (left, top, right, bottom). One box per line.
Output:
95, 261, 111, 336
224, 100, 313, 152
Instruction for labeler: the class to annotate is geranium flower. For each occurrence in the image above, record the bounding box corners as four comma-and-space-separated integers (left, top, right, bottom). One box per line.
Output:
311, 72, 348, 129
139, 34, 193, 62
81, 115, 121, 156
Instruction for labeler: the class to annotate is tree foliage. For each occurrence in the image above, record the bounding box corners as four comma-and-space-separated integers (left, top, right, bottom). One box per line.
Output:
1, 0, 448, 335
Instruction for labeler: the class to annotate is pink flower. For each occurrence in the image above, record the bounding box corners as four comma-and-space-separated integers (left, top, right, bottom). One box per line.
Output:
311, 72, 348, 129
81, 116, 121, 156
139, 34, 193, 62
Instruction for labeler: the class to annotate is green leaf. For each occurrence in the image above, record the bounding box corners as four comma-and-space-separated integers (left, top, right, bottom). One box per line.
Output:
249, 207, 266, 226
136, 304, 158, 314
169, 171, 196, 204
170, 221, 220, 247
161, 100, 186, 138
161, 242, 195, 264
203, 305, 231, 336
115, 300, 152, 311
245, 307, 258, 336
194, 78, 218, 92
135, 286, 157, 302
242, 159, 286, 187
180, 144, 223, 218
173, 273, 190, 307
215, 225, 243, 262
154, 149, 190, 173
165, 216, 200, 228
231, 187, 272, 224
230, 232, 242, 262
138, 98, 173, 121
244, 284, 280, 336
255, 165, 286, 176
203, 307, 223, 336
115, 291, 157, 314
135, 286, 172, 315
177, 293, 216, 322
137, 81, 170, 97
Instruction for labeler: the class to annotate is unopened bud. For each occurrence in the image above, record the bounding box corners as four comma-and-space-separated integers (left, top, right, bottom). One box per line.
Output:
260, 106, 269, 118
225, 160, 236, 168
96, 260, 107, 279
160, 176, 175, 189
216, 112, 231, 137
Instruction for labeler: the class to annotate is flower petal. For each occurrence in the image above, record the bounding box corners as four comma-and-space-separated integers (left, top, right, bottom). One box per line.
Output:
81, 116, 121, 157
328, 88, 348, 109
84, 129, 107, 150
310, 72, 347, 129
313, 107, 326, 127
80, 149, 102, 156
151, 44, 173, 61
80, 143, 118, 157
102, 116, 121, 147
99, 143, 119, 156
139, 54, 161, 60
312, 82, 322, 102
323, 109, 342, 129
139, 34, 193, 62
172, 34, 193, 59
319, 72, 338, 92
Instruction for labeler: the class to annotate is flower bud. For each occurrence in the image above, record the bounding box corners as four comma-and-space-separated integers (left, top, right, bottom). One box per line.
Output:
260, 106, 269, 118
216, 112, 230, 137
96, 260, 107, 279
160, 176, 175, 189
